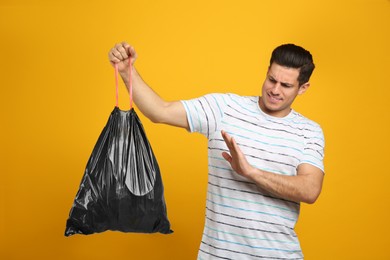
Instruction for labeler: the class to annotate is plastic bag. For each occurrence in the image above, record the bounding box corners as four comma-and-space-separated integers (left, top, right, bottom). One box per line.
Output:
65, 63, 172, 236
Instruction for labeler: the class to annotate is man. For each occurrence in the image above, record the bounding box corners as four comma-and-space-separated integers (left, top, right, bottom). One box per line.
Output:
108, 42, 325, 259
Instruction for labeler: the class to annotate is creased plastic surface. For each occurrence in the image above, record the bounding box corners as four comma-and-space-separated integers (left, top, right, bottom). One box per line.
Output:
65, 107, 173, 236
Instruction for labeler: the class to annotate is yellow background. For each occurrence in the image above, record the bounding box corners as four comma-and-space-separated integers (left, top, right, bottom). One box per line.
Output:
1, 0, 389, 259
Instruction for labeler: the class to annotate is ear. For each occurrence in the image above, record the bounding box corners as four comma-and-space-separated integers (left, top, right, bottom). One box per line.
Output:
298, 82, 310, 95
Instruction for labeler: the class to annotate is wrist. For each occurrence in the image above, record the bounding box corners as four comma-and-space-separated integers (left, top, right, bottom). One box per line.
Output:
245, 165, 261, 181
119, 66, 136, 85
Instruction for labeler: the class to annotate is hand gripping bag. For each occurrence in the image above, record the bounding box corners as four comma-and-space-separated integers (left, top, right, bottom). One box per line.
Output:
65, 62, 173, 236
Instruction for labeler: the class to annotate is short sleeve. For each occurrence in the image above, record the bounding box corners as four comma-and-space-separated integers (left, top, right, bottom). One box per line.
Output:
180, 93, 228, 138
300, 125, 325, 172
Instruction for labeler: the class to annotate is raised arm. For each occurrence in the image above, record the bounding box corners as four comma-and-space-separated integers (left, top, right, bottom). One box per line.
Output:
221, 130, 324, 204
108, 42, 189, 130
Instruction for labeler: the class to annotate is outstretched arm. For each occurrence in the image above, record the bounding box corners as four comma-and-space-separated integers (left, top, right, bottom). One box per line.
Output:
221, 130, 324, 204
108, 42, 189, 130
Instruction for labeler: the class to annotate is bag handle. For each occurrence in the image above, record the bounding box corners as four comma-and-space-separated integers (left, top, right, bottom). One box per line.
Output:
114, 58, 133, 109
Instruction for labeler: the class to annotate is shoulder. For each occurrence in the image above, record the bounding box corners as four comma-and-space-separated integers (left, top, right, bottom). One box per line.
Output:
291, 111, 324, 142
183, 93, 258, 113
200, 93, 255, 106
292, 111, 322, 130
220, 93, 259, 108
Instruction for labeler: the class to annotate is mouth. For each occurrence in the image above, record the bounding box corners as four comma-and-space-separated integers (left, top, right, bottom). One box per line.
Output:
267, 93, 282, 103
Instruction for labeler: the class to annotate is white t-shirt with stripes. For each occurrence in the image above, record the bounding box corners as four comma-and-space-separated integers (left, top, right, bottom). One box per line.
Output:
181, 93, 325, 260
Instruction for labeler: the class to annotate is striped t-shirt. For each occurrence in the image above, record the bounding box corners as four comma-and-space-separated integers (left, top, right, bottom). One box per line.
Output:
181, 93, 325, 260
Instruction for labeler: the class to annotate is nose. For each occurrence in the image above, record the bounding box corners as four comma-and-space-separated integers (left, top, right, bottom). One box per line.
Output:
270, 82, 281, 95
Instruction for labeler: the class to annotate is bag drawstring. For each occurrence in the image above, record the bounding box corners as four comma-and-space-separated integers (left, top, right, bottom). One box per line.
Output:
114, 58, 133, 109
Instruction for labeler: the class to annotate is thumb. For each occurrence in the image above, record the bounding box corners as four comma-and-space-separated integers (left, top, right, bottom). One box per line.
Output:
222, 152, 232, 163
126, 45, 137, 60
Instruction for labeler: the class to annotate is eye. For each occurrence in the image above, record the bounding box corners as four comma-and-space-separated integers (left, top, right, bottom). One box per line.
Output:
281, 83, 293, 88
268, 77, 277, 83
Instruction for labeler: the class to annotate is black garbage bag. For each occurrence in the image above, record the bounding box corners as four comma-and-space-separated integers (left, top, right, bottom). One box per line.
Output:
65, 107, 173, 236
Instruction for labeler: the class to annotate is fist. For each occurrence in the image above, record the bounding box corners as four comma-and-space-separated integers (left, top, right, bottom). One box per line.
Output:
108, 42, 137, 73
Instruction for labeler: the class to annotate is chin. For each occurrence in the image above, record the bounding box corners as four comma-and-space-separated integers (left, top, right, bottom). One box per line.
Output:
260, 96, 284, 113
265, 102, 282, 111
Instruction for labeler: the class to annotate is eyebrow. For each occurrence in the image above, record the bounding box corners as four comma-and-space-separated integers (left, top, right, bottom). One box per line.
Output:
281, 82, 294, 88
268, 75, 294, 87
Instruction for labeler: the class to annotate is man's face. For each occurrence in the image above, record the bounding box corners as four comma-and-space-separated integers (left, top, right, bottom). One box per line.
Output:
259, 62, 309, 117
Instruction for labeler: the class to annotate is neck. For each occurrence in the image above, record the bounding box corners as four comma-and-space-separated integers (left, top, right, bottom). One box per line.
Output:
258, 97, 291, 118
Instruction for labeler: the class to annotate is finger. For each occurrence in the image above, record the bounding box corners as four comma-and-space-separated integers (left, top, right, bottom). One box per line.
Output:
221, 130, 233, 150
108, 49, 122, 63
222, 152, 232, 163
224, 133, 238, 156
231, 137, 241, 154
228, 138, 241, 159
121, 42, 132, 54
231, 138, 248, 165
127, 45, 138, 60
113, 43, 128, 59
118, 47, 129, 59
109, 56, 121, 64
109, 47, 125, 61
122, 41, 130, 49
120, 42, 138, 63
